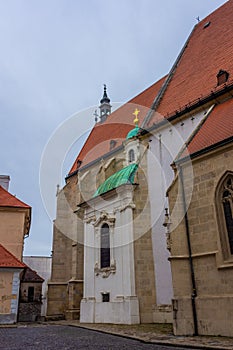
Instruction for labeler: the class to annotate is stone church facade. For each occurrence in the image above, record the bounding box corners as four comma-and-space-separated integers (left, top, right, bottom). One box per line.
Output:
78, 127, 157, 324
167, 98, 233, 336
48, 1, 233, 336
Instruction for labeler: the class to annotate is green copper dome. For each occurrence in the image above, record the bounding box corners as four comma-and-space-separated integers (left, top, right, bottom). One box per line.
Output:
126, 125, 140, 140
94, 163, 138, 197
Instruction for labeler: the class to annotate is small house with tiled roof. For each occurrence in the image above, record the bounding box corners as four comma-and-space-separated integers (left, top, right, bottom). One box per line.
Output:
48, 0, 233, 336
0, 244, 25, 324
0, 176, 32, 324
18, 266, 44, 322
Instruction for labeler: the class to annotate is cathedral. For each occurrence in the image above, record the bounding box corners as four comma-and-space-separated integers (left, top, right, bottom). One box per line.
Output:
47, 1, 233, 336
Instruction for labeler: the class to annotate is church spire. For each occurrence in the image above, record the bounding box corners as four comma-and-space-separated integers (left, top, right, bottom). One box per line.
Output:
99, 84, 111, 123
100, 84, 110, 104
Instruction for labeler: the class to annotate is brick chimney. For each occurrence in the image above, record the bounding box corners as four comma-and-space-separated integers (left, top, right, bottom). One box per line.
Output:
0, 175, 10, 191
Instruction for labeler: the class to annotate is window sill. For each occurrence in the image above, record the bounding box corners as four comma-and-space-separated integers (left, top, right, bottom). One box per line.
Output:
94, 261, 116, 278
217, 261, 233, 269
216, 252, 233, 269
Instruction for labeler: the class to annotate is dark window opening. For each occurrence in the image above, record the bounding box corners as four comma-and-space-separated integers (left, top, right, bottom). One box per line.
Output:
223, 190, 230, 199
28, 286, 34, 302
203, 21, 211, 29
77, 160, 82, 169
102, 292, 110, 302
128, 149, 135, 163
223, 200, 233, 254
101, 223, 110, 268
221, 175, 233, 255
110, 140, 117, 151
217, 70, 229, 86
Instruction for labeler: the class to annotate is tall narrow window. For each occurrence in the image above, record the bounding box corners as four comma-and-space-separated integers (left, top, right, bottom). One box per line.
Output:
222, 177, 233, 254
128, 149, 135, 163
101, 223, 110, 268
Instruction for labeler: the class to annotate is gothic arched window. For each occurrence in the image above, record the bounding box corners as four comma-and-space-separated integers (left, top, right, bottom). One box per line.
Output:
128, 149, 135, 163
222, 177, 233, 254
216, 173, 233, 260
100, 223, 110, 268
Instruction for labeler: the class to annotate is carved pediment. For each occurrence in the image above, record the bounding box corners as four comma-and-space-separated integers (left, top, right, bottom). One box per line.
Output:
93, 211, 115, 227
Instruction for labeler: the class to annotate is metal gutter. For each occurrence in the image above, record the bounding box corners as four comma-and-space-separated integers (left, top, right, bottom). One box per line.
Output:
178, 165, 198, 336
176, 136, 233, 165
165, 82, 233, 121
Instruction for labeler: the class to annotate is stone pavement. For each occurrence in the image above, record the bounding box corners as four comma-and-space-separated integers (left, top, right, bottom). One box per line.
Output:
53, 320, 233, 350
1, 321, 233, 349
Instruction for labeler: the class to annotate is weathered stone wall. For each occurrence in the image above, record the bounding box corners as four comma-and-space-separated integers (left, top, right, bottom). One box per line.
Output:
18, 302, 42, 322
47, 283, 67, 317
168, 144, 233, 336
133, 151, 156, 323
47, 175, 79, 317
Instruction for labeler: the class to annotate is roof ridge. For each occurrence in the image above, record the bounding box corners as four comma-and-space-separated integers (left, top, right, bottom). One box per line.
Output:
128, 75, 167, 104
142, 25, 197, 128
21, 265, 44, 282
197, 0, 229, 25
68, 0, 233, 175
0, 184, 31, 208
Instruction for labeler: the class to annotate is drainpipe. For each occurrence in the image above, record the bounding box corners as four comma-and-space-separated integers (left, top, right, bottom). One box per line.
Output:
179, 164, 198, 336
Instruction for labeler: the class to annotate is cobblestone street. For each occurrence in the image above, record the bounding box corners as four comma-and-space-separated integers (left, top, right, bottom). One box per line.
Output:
0, 324, 200, 350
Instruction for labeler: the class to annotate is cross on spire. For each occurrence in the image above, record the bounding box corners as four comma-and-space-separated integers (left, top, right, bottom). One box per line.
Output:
133, 108, 140, 126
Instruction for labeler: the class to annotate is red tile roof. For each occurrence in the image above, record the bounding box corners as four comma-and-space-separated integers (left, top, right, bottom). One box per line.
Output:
186, 98, 233, 157
69, 77, 165, 173
69, 0, 233, 174
0, 244, 26, 268
21, 266, 44, 283
148, 0, 233, 125
0, 185, 31, 208
69, 123, 132, 173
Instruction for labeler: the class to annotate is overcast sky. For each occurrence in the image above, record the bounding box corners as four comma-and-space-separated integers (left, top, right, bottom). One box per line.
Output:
0, 0, 227, 256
